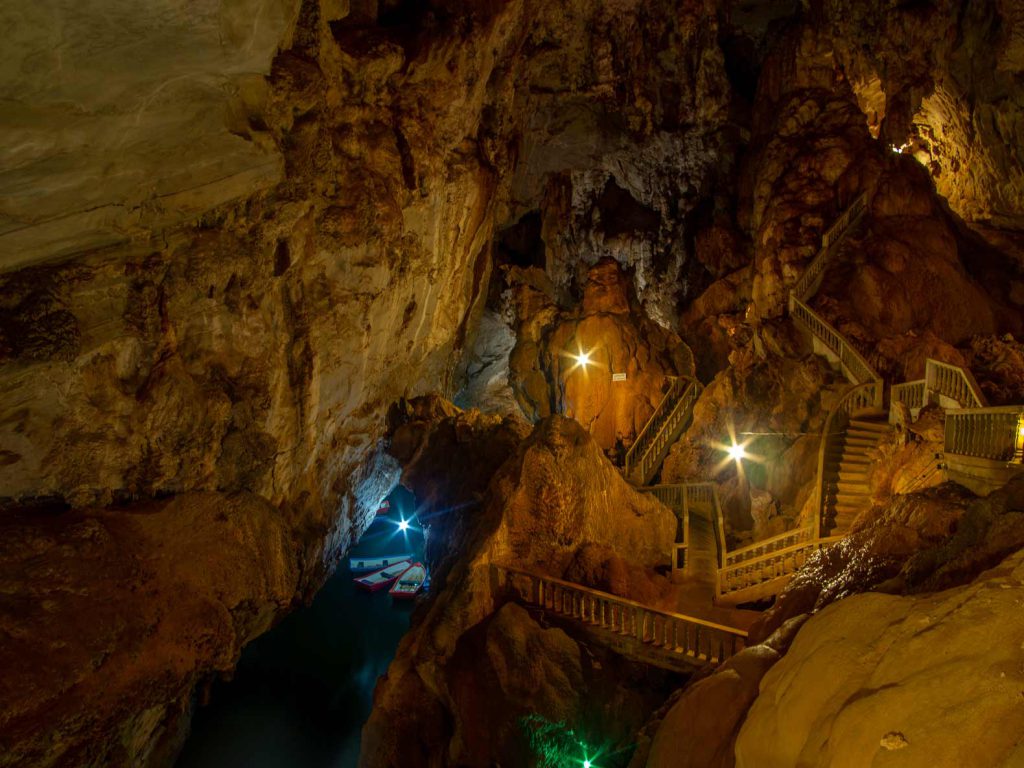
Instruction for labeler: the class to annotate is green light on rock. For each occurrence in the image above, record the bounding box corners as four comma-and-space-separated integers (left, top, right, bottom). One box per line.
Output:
583, 761, 591, 768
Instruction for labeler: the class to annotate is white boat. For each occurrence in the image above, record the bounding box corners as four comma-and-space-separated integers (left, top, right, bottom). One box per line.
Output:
389, 562, 427, 600
349, 553, 413, 573
353, 560, 413, 592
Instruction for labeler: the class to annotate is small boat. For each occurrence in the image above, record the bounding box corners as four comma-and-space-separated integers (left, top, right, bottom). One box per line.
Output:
375, 500, 391, 515
349, 553, 413, 573
389, 562, 427, 599
354, 560, 413, 592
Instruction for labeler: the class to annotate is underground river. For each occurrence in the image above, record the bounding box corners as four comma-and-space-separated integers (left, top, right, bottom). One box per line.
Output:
177, 487, 424, 768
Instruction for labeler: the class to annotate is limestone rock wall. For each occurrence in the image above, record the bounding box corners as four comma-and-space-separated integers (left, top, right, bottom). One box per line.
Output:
825, 0, 1024, 232
508, 259, 695, 451
361, 414, 678, 767
735, 550, 1024, 768
0, 1, 731, 764
0, 0, 302, 270
0, 492, 299, 767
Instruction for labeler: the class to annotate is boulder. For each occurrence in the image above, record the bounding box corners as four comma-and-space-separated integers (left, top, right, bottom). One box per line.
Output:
736, 550, 1024, 768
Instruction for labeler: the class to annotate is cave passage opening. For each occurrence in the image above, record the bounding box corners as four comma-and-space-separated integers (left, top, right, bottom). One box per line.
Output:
176, 485, 424, 768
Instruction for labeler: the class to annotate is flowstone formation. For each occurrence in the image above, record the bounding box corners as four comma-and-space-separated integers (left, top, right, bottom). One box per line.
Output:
508, 259, 695, 451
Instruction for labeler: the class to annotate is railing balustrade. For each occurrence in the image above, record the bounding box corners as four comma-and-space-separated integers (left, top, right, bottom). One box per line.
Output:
495, 564, 748, 666
625, 377, 702, 485
718, 536, 842, 596
675, 481, 726, 568
640, 484, 690, 575
715, 192, 875, 600
945, 407, 1023, 462
821, 192, 868, 251
925, 359, 986, 409
890, 379, 927, 422
790, 296, 882, 394
723, 525, 815, 567
789, 192, 868, 305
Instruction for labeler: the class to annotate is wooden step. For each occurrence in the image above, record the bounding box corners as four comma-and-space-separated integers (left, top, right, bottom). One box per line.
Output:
846, 430, 887, 442
836, 499, 869, 510
836, 486, 870, 497
842, 436, 882, 448
838, 448, 875, 460
841, 438, 877, 449
836, 489, 870, 499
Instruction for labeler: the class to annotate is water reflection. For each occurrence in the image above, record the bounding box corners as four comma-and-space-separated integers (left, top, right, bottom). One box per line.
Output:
177, 488, 423, 768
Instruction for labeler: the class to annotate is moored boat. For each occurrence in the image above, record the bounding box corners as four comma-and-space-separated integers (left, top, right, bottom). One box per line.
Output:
354, 560, 413, 592
375, 500, 391, 515
389, 562, 427, 599
349, 553, 413, 573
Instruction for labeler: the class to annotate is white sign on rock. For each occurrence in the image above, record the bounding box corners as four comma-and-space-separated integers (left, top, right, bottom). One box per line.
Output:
612, 373, 627, 382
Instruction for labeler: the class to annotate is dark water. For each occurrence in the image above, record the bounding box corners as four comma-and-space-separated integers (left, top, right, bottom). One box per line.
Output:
177, 488, 424, 768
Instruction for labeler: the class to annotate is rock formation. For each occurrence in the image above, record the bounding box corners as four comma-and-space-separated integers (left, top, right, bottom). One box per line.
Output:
631, 478, 1024, 768
735, 549, 1024, 767
507, 259, 695, 451
0, 493, 299, 766
362, 410, 679, 767
2, 0, 1024, 766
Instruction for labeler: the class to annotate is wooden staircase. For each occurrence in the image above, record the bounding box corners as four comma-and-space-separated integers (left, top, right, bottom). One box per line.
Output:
821, 417, 889, 536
